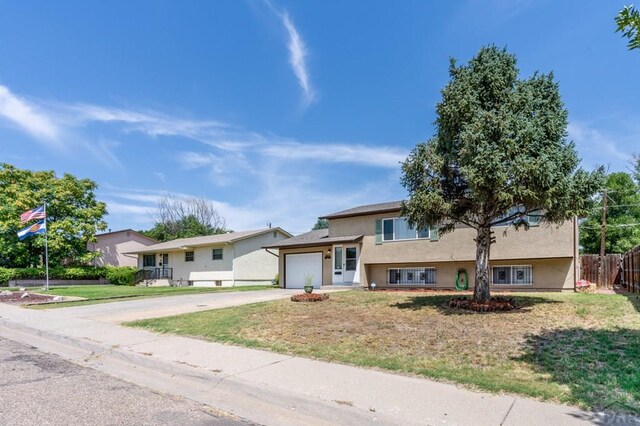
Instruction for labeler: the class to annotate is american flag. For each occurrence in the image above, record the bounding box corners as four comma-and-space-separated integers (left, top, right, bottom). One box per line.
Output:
20, 205, 46, 223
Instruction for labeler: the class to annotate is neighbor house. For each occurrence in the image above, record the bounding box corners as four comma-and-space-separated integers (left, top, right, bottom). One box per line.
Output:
264, 201, 579, 291
88, 229, 159, 267
127, 228, 292, 287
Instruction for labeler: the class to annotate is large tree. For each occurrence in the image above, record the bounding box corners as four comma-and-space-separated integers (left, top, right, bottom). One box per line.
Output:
401, 46, 603, 303
616, 5, 640, 50
580, 172, 640, 254
0, 163, 108, 267
312, 218, 329, 230
141, 195, 228, 242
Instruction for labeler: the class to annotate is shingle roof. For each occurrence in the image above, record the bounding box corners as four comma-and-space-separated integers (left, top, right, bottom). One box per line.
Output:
126, 228, 291, 254
263, 229, 363, 249
320, 201, 403, 219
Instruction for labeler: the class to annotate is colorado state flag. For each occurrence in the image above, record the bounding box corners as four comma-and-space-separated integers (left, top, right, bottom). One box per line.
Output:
17, 220, 46, 241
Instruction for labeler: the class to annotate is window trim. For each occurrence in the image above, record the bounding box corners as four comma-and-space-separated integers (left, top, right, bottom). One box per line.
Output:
142, 254, 155, 267
491, 265, 533, 285
381, 217, 430, 242
185, 251, 194, 262
212, 248, 223, 260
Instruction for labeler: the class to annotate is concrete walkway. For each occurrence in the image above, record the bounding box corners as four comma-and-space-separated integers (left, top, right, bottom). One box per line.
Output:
0, 290, 627, 425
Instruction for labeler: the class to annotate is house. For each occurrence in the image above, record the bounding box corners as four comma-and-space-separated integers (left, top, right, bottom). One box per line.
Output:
127, 228, 292, 287
88, 229, 159, 267
264, 201, 579, 291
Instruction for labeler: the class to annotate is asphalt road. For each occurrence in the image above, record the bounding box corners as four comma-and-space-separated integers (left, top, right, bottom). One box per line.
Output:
0, 337, 253, 426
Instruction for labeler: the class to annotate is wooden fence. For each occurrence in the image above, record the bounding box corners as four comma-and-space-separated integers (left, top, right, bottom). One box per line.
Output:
622, 245, 640, 294
580, 254, 622, 288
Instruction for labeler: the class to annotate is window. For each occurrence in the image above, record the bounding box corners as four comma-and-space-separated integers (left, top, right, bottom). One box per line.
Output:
185, 251, 194, 262
492, 265, 532, 285
212, 249, 223, 260
382, 218, 429, 241
388, 268, 436, 285
142, 254, 155, 267
493, 207, 542, 227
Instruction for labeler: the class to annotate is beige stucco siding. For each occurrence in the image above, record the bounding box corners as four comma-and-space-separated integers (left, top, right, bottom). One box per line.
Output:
330, 212, 576, 264
233, 231, 287, 282
277, 246, 332, 288
90, 232, 156, 267
366, 257, 574, 291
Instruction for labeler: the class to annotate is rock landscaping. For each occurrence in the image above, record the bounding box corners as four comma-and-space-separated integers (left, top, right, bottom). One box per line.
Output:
447, 296, 518, 312
0, 291, 58, 305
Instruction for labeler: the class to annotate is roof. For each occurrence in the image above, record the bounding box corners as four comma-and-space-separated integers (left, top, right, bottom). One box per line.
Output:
95, 229, 159, 244
263, 229, 363, 249
320, 201, 403, 220
126, 227, 292, 254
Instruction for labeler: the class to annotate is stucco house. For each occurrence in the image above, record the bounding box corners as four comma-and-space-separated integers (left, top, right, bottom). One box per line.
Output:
128, 228, 292, 287
88, 229, 158, 267
264, 201, 579, 291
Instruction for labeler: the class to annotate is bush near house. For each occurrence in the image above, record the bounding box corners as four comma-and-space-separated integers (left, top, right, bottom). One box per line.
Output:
0, 266, 136, 286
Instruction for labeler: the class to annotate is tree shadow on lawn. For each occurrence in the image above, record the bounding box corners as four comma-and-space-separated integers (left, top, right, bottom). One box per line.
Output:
516, 327, 640, 416
390, 294, 560, 315
617, 291, 640, 313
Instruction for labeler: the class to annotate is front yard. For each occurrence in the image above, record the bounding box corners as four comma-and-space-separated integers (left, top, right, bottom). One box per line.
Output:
25, 284, 275, 309
128, 291, 640, 414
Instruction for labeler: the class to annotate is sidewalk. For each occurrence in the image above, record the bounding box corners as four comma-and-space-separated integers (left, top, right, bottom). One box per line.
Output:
0, 291, 624, 425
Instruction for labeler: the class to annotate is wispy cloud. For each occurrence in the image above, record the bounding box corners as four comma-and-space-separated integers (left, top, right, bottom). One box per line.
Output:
281, 13, 316, 106
568, 121, 631, 171
0, 84, 61, 145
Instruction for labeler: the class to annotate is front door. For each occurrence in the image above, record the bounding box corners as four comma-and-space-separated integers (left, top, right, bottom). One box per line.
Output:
161, 253, 170, 278
333, 245, 358, 284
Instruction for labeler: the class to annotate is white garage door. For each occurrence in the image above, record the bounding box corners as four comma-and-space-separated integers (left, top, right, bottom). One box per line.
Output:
285, 253, 322, 289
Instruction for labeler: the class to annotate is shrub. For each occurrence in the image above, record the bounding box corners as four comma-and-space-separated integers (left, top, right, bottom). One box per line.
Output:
106, 267, 136, 286
0, 268, 16, 286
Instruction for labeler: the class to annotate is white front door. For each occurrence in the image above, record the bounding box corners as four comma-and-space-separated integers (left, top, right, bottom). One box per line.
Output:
160, 253, 170, 278
333, 245, 359, 284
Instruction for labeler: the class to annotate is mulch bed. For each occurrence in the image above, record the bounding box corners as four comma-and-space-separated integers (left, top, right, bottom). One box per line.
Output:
290, 293, 329, 302
0, 291, 56, 305
447, 296, 518, 312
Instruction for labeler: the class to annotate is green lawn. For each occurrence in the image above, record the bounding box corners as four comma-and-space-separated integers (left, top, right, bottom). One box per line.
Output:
28, 285, 275, 309
127, 291, 640, 414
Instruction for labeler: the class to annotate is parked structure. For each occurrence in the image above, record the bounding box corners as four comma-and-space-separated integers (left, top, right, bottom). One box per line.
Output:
128, 228, 291, 287
265, 201, 579, 291
88, 229, 158, 267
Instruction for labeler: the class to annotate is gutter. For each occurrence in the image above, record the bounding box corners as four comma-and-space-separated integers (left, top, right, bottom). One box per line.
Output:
264, 248, 279, 258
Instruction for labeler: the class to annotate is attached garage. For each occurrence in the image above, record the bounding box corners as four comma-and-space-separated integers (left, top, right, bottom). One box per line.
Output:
285, 252, 322, 289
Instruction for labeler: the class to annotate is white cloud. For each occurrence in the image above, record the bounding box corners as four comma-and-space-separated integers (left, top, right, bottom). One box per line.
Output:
568, 121, 630, 171
281, 13, 316, 106
0, 84, 61, 144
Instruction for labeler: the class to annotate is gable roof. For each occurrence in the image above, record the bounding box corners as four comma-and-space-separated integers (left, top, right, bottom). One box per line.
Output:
320, 201, 403, 220
126, 227, 292, 254
95, 229, 159, 244
263, 229, 363, 249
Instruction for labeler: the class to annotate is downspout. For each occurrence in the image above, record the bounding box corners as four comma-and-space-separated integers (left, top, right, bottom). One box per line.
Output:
264, 248, 279, 258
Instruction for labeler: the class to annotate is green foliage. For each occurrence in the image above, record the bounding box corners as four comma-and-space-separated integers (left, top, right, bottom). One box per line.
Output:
580, 172, 640, 254
0, 266, 135, 286
311, 218, 329, 230
0, 163, 108, 267
616, 5, 640, 50
401, 46, 604, 300
105, 267, 137, 286
273, 273, 279, 286
141, 215, 227, 242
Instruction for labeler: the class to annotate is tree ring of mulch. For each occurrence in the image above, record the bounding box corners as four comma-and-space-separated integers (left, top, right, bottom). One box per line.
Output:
291, 293, 329, 302
0, 291, 56, 305
447, 296, 518, 312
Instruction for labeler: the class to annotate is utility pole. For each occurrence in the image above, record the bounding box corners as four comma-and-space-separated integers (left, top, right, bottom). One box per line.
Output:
599, 189, 607, 287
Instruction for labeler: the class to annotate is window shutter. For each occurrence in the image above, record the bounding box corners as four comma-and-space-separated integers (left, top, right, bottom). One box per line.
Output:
375, 219, 382, 245
429, 225, 439, 241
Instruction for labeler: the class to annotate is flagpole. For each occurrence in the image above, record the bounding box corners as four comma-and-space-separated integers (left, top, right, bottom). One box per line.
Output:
44, 201, 49, 291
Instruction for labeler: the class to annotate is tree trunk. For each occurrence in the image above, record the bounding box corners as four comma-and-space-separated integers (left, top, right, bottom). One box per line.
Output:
474, 226, 492, 303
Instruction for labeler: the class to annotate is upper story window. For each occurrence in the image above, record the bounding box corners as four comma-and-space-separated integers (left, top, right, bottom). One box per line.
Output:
212, 248, 223, 260
382, 218, 429, 241
185, 251, 194, 262
493, 207, 542, 227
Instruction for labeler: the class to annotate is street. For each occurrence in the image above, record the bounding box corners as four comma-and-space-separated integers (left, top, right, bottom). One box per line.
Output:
0, 337, 252, 426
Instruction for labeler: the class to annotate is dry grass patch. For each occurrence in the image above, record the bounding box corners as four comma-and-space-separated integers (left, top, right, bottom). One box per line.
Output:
128, 291, 640, 414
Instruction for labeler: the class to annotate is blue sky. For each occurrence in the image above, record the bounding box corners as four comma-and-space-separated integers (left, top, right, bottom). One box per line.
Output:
0, 1, 638, 235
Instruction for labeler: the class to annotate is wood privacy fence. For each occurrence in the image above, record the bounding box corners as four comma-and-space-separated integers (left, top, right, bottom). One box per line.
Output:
580, 254, 622, 288
580, 245, 640, 293
622, 245, 640, 294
